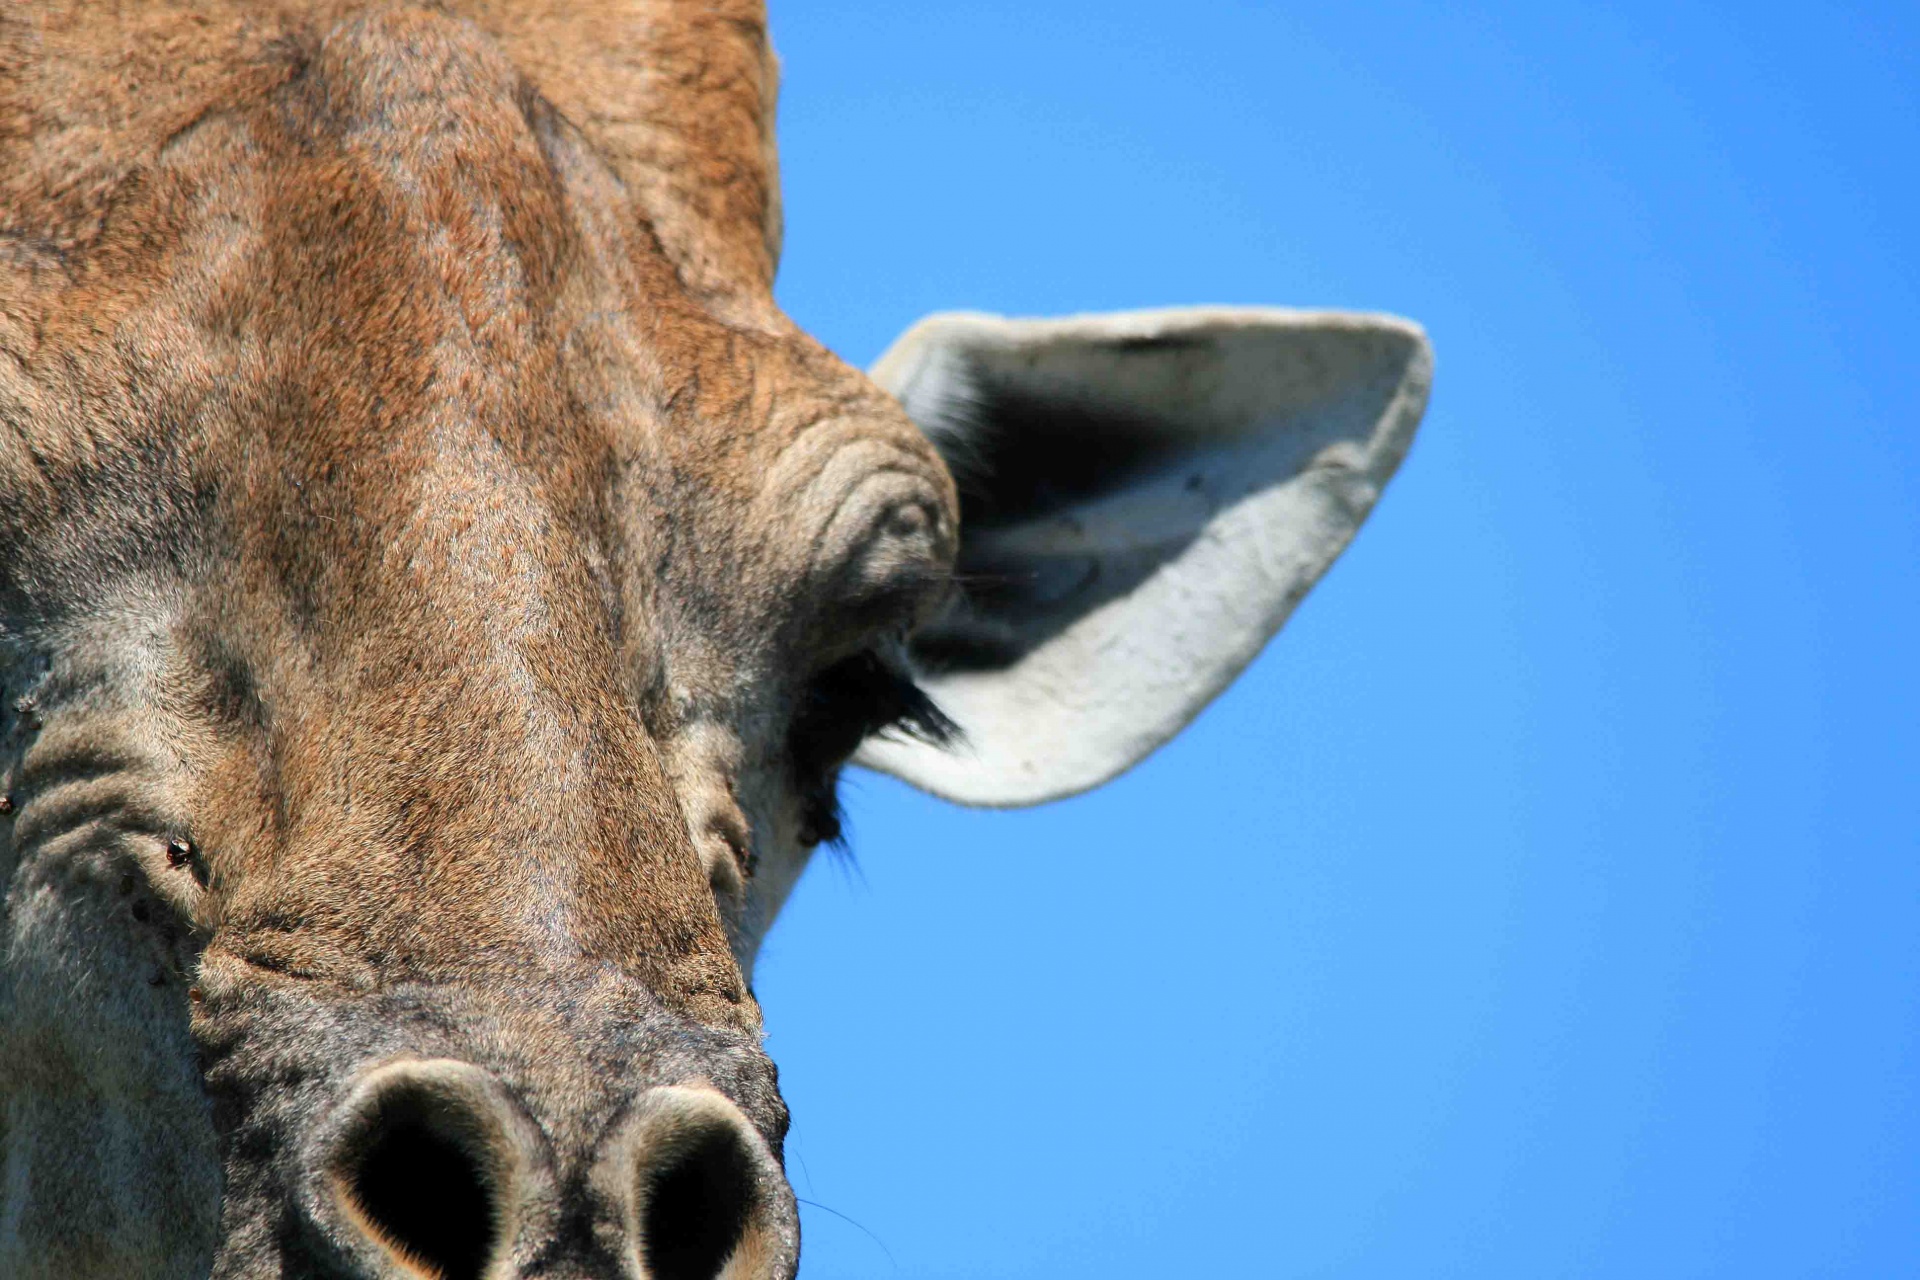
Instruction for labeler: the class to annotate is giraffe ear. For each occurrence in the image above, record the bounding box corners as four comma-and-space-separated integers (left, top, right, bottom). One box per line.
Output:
855, 307, 1432, 807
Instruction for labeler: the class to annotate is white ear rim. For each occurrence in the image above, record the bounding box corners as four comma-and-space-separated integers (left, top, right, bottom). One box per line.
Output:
856, 306, 1432, 808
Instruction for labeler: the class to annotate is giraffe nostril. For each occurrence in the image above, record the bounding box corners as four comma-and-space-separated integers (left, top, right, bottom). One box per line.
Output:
612, 1086, 794, 1280
341, 1102, 494, 1279
324, 1062, 520, 1280
641, 1121, 754, 1280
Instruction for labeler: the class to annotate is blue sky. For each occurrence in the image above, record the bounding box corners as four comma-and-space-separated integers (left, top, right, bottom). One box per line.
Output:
753, 4, 1919, 1276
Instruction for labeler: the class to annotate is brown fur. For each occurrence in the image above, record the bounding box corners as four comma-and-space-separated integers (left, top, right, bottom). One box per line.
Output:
0, 4, 956, 1276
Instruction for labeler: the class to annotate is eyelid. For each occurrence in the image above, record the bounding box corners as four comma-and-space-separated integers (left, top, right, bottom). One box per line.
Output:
837, 491, 949, 594
767, 431, 952, 569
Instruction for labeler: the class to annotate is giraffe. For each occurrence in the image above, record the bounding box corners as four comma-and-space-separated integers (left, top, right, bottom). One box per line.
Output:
0, 4, 1430, 1276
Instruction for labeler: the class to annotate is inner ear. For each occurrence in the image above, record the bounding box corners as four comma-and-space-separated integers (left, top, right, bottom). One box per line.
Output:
859, 308, 1432, 807
905, 375, 1226, 675
943, 367, 1198, 529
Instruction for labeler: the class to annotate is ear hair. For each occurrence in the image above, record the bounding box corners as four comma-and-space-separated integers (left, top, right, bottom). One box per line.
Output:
886, 344, 996, 496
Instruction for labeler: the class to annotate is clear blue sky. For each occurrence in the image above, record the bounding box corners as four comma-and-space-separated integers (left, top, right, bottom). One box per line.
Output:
753, 4, 1919, 1276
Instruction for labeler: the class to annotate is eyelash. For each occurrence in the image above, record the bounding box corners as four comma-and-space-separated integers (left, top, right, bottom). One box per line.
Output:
787, 649, 955, 848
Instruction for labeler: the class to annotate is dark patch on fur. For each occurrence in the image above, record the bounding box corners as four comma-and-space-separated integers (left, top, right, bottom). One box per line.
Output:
941, 370, 1183, 529
787, 650, 954, 848
905, 370, 1209, 675
1109, 332, 1211, 354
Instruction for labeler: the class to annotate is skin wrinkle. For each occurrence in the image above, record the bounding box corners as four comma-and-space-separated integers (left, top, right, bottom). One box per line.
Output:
0, 4, 937, 1276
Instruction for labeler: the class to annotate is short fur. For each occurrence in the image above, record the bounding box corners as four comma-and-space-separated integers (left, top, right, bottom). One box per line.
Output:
0, 4, 958, 1276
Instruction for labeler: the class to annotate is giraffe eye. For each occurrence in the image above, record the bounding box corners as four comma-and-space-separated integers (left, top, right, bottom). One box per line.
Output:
786, 649, 955, 848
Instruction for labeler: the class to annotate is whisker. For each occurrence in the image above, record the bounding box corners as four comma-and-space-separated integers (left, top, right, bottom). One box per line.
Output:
794, 1197, 899, 1274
